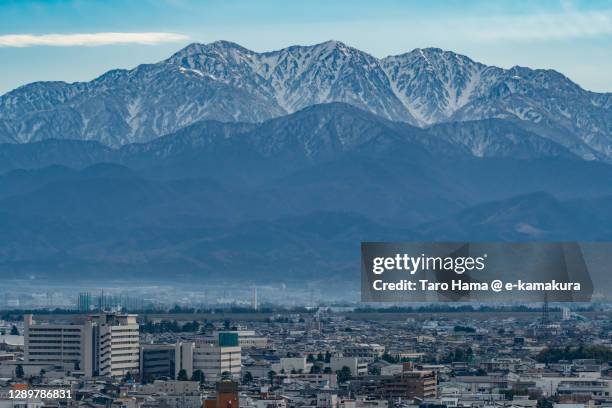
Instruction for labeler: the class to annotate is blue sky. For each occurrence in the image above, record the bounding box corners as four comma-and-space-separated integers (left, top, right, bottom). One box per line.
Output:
1, 0, 611, 94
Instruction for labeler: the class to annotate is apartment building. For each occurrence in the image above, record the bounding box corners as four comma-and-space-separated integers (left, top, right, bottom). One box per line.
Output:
140, 335, 242, 383
378, 370, 437, 399
192, 344, 241, 382
556, 379, 612, 398
330, 356, 368, 376
212, 330, 268, 348
24, 315, 84, 371
175, 333, 241, 382
94, 313, 140, 378
24, 312, 139, 378
317, 390, 338, 408
140, 343, 177, 380
343, 344, 385, 361
142, 380, 202, 408
277, 357, 311, 373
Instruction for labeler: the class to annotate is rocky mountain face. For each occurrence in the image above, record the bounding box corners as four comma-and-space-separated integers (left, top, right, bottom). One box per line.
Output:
1, 41, 610, 161
0, 103, 585, 175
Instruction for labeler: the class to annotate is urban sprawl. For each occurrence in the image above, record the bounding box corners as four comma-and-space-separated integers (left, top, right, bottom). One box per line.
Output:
0, 305, 611, 408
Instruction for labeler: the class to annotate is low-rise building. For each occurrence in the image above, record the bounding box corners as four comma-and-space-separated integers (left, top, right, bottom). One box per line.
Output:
378, 370, 437, 399
343, 344, 385, 362
330, 357, 367, 377
190, 333, 241, 382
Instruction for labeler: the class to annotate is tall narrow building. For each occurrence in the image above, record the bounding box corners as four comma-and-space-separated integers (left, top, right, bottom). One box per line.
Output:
251, 287, 258, 311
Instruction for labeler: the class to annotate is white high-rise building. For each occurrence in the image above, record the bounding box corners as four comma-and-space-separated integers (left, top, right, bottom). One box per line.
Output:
90, 313, 140, 378
24, 313, 140, 378
193, 343, 241, 382
23, 315, 84, 370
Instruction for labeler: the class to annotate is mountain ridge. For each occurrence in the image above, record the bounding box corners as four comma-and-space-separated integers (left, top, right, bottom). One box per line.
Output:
0, 102, 588, 176
0, 102, 611, 281
1, 40, 610, 162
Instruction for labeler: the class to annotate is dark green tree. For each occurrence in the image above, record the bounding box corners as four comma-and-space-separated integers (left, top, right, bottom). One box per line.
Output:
537, 397, 554, 408
10, 325, 19, 335
324, 351, 331, 363
191, 369, 205, 384
336, 366, 352, 383
15, 364, 24, 379
177, 369, 188, 381
382, 352, 397, 363
243, 371, 253, 384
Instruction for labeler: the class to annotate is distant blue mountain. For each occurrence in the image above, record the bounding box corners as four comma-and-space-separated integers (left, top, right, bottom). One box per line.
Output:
0, 103, 611, 281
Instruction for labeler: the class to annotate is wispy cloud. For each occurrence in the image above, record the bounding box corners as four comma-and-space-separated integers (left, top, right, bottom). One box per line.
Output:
0, 32, 189, 47
455, 9, 612, 42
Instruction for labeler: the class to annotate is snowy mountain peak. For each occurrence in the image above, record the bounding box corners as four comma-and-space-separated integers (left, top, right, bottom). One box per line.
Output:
316, 39, 354, 54
170, 40, 251, 56
0, 40, 610, 161
381, 48, 487, 124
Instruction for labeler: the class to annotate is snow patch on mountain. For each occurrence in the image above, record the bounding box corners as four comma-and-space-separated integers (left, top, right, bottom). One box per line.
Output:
0, 40, 611, 161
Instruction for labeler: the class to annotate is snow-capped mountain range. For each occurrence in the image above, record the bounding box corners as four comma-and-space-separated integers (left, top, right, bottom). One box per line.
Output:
0, 40, 611, 160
